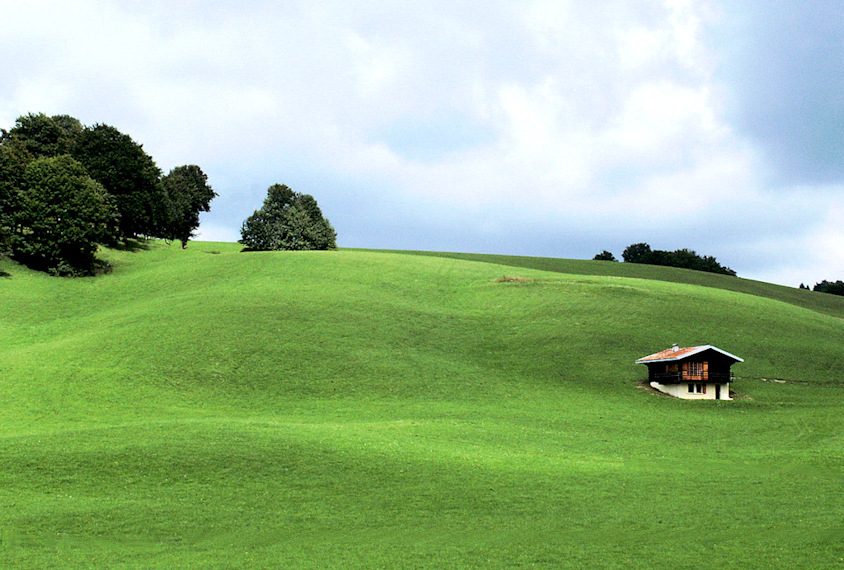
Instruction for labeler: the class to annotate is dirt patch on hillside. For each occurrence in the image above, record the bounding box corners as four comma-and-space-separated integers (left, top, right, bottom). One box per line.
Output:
494, 275, 533, 283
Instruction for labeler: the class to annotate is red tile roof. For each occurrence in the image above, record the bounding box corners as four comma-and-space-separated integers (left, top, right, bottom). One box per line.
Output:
635, 345, 743, 364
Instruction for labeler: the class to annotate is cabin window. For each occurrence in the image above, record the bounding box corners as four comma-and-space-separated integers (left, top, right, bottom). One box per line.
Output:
687, 383, 705, 394
687, 362, 703, 376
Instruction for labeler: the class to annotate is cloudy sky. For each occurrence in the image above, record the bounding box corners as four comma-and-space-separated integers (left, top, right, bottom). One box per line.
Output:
2, 0, 841, 286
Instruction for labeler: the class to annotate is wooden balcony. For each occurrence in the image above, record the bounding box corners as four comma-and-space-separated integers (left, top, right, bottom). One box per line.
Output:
652, 371, 733, 383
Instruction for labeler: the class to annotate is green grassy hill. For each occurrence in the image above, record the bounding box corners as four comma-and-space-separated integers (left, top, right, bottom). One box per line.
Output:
368, 248, 844, 319
1, 243, 841, 568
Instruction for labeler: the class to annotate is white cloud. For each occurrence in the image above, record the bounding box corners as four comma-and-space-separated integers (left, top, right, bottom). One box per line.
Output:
0, 0, 840, 286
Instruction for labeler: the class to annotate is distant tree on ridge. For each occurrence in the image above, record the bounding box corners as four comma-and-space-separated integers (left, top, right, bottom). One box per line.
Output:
813, 280, 844, 296
621, 242, 736, 276
239, 184, 336, 251
593, 250, 617, 261
160, 165, 217, 248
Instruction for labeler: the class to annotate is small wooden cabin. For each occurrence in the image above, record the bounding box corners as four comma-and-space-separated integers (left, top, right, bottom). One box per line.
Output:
636, 345, 743, 400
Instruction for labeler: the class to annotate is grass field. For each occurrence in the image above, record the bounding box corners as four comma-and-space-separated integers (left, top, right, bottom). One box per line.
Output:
1, 242, 842, 568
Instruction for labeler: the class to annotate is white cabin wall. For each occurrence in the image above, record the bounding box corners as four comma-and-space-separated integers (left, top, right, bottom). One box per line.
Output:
650, 382, 731, 400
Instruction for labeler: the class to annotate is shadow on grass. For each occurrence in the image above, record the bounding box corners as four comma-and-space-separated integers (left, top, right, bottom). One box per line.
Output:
93, 259, 114, 275
110, 239, 151, 252
1, 270, 10, 278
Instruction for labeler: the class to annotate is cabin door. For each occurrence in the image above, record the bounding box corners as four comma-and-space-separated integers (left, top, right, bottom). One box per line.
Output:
715, 384, 721, 400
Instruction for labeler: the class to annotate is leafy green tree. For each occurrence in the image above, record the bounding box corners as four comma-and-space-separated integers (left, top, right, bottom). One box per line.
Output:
622, 243, 653, 263
240, 184, 336, 251
0, 144, 29, 255
160, 165, 217, 247
0, 176, 10, 255
593, 250, 617, 261
50, 115, 84, 141
72, 123, 163, 240
1, 113, 216, 273
0, 112, 76, 160
813, 280, 844, 296
621, 242, 736, 276
668, 248, 697, 269
238, 209, 274, 251
288, 194, 337, 250
11, 155, 118, 275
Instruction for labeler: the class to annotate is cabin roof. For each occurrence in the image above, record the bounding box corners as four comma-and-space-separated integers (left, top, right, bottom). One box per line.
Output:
635, 345, 743, 364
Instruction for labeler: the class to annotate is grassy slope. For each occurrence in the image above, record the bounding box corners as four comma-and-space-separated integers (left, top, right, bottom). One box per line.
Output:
0, 243, 841, 568
371, 249, 844, 319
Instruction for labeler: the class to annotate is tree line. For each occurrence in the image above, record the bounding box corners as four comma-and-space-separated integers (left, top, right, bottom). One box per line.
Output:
593, 243, 737, 276
597, 244, 842, 292
0, 113, 216, 275
800, 281, 844, 296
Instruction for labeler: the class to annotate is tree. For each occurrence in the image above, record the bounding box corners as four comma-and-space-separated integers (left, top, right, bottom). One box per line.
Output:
1, 115, 85, 254
593, 250, 617, 261
622, 242, 653, 263
160, 165, 217, 247
72, 123, 163, 240
1, 113, 216, 274
621, 242, 736, 276
813, 280, 844, 296
0, 144, 28, 255
0, 112, 76, 160
289, 194, 337, 250
11, 155, 118, 275
50, 114, 84, 142
240, 184, 337, 251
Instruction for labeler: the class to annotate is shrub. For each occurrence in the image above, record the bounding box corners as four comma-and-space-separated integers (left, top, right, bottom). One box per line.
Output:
593, 251, 617, 262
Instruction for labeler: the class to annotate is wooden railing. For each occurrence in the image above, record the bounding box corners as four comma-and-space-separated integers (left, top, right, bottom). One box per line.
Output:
653, 371, 733, 382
